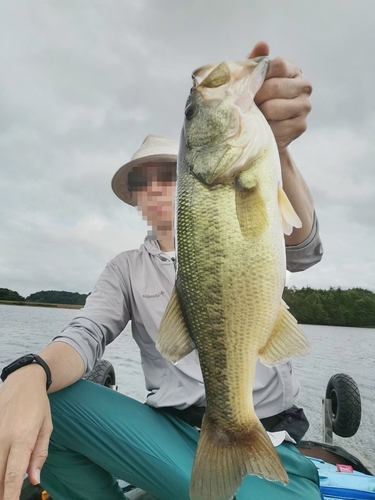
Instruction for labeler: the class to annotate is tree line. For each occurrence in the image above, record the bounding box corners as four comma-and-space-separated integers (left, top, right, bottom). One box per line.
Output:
1, 286, 375, 327
282, 286, 375, 328
0, 288, 88, 306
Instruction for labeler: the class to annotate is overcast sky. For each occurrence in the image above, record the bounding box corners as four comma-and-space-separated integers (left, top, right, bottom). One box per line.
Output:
1, 0, 374, 298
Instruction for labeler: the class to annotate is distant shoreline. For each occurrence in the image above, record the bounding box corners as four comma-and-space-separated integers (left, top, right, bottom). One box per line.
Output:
0, 300, 82, 310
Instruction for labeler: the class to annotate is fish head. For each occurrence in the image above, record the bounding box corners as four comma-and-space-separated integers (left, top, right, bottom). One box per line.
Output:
182, 56, 272, 186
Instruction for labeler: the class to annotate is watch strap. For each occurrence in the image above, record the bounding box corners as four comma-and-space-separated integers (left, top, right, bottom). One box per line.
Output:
1, 354, 52, 391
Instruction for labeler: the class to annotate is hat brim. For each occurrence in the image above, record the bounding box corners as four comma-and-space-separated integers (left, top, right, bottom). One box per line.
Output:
111, 153, 177, 206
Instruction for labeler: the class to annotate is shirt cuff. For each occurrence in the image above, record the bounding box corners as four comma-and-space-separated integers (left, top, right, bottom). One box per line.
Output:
286, 212, 323, 273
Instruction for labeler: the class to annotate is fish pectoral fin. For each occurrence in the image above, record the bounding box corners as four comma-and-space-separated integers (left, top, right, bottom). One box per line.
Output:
235, 166, 257, 190
190, 416, 288, 500
259, 300, 310, 366
235, 169, 268, 239
155, 286, 195, 362
278, 184, 302, 236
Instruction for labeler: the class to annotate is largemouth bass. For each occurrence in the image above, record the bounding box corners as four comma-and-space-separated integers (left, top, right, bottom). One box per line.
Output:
156, 56, 310, 500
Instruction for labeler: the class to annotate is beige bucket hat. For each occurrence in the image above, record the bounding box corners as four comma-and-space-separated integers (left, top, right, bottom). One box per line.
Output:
111, 134, 179, 206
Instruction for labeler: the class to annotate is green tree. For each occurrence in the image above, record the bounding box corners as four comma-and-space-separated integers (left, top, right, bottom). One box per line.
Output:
283, 286, 375, 327
0, 288, 25, 301
26, 290, 88, 305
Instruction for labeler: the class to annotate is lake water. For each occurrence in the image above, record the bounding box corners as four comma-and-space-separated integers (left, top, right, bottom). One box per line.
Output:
1, 304, 374, 465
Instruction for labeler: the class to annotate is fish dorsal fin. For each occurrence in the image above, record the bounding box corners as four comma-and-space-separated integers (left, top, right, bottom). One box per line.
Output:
278, 184, 302, 236
199, 61, 231, 88
259, 300, 310, 366
156, 286, 195, 362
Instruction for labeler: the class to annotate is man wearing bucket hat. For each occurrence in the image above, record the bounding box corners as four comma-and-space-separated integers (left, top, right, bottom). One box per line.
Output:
112, 134, 179, 256
0, 43, 323, 500
112, 134, 179, 207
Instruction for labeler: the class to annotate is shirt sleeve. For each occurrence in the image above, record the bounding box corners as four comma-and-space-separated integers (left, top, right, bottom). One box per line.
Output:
52, 257, 132, 377
286, 212, 323, 273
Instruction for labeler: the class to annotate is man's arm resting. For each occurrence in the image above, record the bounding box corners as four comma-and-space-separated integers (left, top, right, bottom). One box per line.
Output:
5, 342, 85, 393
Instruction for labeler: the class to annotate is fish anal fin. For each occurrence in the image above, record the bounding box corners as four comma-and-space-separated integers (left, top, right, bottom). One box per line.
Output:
155, 286, 195, 362
259, 300, 310, 366
190, 415, 288, 500
278, 184, 302, 236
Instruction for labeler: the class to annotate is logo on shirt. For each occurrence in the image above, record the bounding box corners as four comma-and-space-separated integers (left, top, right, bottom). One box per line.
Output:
143, 291, 166, 299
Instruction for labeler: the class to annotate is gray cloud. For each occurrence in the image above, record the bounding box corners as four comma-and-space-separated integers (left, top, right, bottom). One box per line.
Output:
1, 0, 374, 296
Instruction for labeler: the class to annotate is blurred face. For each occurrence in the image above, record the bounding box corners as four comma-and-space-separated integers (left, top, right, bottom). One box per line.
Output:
128, 162, 176, 231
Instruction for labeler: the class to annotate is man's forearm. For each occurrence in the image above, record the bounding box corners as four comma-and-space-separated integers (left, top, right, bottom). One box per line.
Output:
280, 148, 315, 246
4, 341, 85, 396
39, 341, 85, 393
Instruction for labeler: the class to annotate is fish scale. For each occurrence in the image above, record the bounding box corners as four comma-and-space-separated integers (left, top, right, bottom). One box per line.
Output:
178, 168, 277, 421
156, 56, 310, 500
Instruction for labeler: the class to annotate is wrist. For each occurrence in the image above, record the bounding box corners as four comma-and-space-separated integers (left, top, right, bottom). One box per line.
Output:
279, 148, 292, 181
6, 363, 47, 383
278, 146, 292, 165
1, 354, 52, 391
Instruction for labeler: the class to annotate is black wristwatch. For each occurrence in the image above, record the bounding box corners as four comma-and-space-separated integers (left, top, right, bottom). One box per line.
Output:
1, 354, 52, 391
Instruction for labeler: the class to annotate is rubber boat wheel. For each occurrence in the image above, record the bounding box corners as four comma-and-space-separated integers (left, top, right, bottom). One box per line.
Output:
86, 359, 116, 387
326, 373, 361, 438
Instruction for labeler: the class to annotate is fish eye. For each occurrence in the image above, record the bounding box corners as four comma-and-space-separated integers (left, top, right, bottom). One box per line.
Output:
185, 104, 196, 121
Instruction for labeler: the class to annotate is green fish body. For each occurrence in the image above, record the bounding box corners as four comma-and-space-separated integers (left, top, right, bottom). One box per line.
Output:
156, 57, 310, 500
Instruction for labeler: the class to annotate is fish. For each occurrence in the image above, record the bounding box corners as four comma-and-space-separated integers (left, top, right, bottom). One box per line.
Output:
156, 56, 311, 500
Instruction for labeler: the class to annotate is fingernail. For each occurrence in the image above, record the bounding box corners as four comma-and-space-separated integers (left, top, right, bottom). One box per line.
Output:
35, 468, 41, 483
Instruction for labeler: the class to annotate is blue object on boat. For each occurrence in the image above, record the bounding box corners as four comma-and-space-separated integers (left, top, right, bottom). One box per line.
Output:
309, 457, 375, 500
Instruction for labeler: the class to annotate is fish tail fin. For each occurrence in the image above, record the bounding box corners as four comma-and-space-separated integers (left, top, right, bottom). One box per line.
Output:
190, 416, 288, 500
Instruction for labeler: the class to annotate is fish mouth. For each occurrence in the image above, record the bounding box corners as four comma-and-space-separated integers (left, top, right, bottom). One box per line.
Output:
183, 57, 272, 187
192, 56, 270, 89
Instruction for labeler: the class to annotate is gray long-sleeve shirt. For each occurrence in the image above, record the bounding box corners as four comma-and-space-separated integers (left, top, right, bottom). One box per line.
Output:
53, 214, 323, 419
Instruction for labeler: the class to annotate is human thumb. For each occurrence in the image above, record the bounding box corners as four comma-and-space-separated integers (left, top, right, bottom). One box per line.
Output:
247, 41, 270, 59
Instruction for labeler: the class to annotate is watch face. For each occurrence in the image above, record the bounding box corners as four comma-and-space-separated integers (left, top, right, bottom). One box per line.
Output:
19, 355, 34, 363
4, 354, 35, 375
9, 354, 34, 368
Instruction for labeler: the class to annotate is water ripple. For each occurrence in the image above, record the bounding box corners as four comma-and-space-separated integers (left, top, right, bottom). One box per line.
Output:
1, 306, 374, 464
